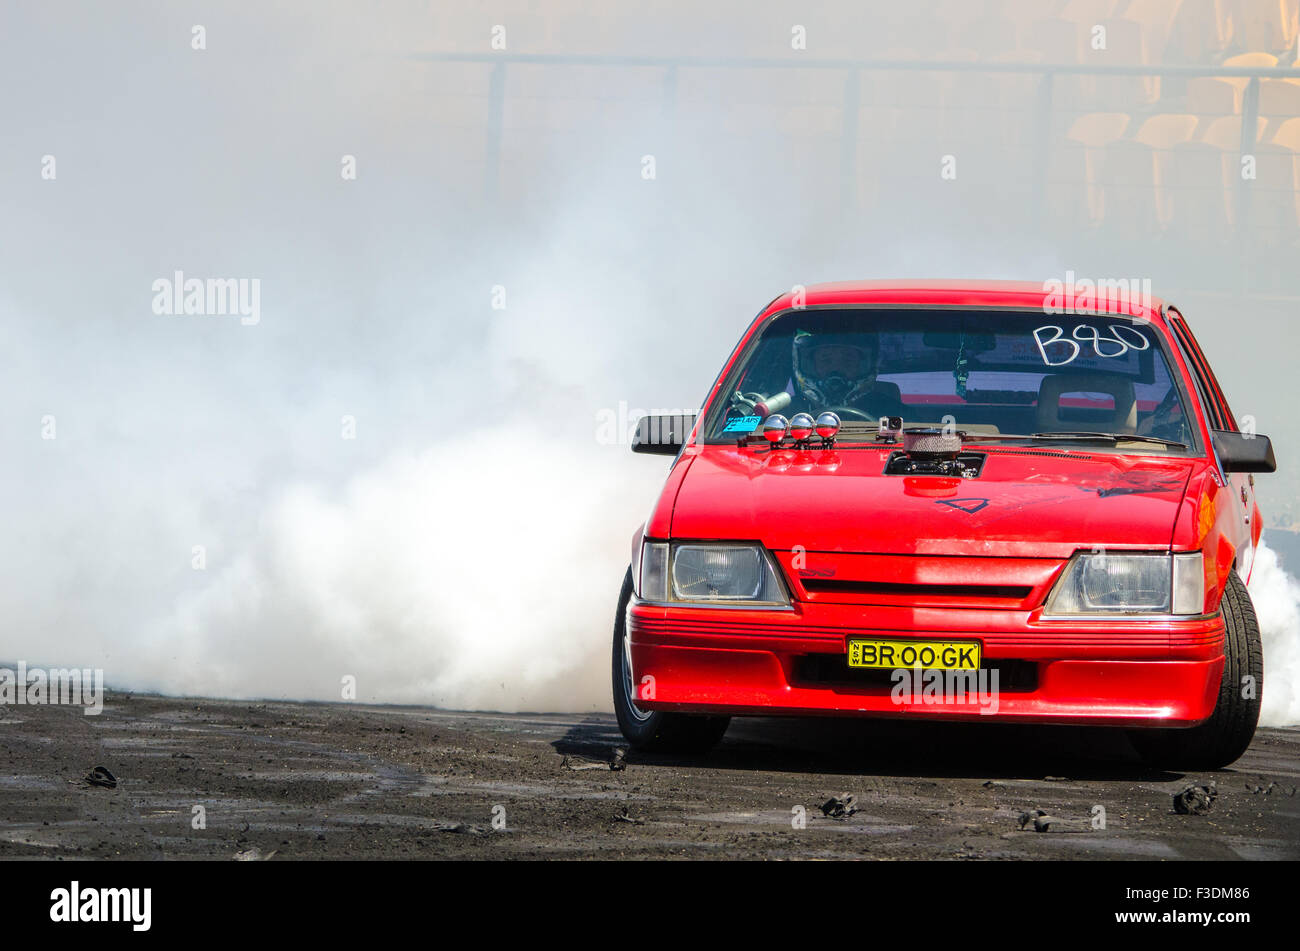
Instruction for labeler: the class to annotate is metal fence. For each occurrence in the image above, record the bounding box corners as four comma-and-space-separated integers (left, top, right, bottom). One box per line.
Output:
416, 51, 1300, 219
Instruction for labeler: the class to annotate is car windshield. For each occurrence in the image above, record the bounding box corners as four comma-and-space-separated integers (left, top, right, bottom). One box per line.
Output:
705, 308, 1198, 452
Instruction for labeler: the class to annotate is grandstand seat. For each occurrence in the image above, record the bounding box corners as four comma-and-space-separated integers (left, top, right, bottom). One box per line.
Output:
1260, 77, 1300, 137
1060, 0, 1124, 23
1231, 0, 1299, 53
1099, 0, 1186, 103
1165, 115, 1267, 236
1252, 116, 1300, 237
1048, 112, 1132, 227
1165, 0, 1236, 60
1100, 113, 1201, 232
882, 13, 952, 58
940, 47, 1043, 146
1023, 16, 1086, 62
1187, 52, 1279, 115
1056, 0, 1125, 107
951, 15, 1022, 59
1001, 0, 1069, 19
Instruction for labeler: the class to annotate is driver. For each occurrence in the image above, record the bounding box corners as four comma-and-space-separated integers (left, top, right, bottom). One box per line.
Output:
792, 329, 905, 419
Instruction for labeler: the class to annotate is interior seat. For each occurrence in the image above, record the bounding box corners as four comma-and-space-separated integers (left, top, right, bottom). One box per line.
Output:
1036, 373, 1138, 433
869, 380, 903, 405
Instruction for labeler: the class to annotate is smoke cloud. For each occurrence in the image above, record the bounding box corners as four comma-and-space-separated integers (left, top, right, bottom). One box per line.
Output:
1250, 540, 1300, 727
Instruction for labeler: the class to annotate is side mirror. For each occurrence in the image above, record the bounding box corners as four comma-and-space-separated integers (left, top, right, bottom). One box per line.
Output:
1213, 430, 1276, 473
632, 413, 697, 455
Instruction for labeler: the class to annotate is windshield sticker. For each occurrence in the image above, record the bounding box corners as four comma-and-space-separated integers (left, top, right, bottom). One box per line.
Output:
722, 415, 762, 433
1032, 324, 1150, 366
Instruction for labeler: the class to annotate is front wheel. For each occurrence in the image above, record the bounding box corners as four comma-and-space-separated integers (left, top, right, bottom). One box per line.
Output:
1129, 571, 1263, 770
612, 568, 730, 753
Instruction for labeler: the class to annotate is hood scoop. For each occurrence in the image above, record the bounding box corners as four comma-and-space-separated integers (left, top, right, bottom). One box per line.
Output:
885, 428, 985, 477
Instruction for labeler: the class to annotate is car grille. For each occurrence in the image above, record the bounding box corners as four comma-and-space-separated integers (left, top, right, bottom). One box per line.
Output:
792, 654, 1039, 692
800, 579, 1033, 600
777, 552, 1062, 609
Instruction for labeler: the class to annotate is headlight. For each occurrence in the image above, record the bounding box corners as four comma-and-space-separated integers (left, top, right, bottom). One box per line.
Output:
1044, 551, 1205, 616
638, 541, 789, 605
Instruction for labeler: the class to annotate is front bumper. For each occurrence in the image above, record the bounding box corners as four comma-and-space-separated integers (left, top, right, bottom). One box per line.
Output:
627, 600, 1226, 727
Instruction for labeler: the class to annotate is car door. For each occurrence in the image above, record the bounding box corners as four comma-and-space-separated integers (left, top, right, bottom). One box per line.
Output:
1165, 306, 1258, 579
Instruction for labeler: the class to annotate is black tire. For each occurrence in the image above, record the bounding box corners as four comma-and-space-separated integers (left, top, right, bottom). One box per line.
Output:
1129, 570, 1263, 770
611, 568, 730, 753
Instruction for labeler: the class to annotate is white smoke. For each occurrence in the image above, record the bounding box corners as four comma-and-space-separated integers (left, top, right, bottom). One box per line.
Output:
1249, 539, 1300, 728
129, 430, 663, 710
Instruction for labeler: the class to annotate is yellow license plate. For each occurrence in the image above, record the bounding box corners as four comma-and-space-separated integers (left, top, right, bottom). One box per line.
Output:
847, 639, 981, 670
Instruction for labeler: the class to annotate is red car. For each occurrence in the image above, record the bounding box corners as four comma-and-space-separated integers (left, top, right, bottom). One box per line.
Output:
613, 280, 1276, 769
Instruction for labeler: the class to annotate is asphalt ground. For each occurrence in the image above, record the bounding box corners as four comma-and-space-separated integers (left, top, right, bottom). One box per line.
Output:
1, 695, 1296, 859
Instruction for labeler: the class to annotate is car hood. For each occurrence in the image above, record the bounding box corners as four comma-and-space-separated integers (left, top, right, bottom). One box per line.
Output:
668, 445, 1196, 558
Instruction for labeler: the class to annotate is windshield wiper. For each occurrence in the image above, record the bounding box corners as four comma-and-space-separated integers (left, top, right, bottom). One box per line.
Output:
965, 431, 1187, 450
1033, 431, 1188, 449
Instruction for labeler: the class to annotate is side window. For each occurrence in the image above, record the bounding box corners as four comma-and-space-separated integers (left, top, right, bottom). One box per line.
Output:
1167, 310, 1236, 431
1167, 315, 1230, 432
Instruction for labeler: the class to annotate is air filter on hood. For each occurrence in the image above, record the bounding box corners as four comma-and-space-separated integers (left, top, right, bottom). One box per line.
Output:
901, 427, 962, 460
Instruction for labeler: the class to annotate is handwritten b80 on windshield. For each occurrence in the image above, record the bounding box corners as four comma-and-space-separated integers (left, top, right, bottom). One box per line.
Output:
1033, 323, 1150, 367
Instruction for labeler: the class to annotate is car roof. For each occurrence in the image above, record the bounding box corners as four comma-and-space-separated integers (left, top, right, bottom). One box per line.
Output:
764, 279, 1168, 323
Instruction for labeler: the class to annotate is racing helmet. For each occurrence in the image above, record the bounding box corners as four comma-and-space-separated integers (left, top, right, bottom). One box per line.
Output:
792, 329, 878, 406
